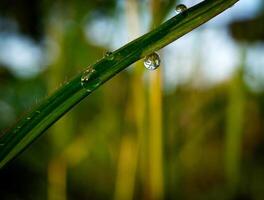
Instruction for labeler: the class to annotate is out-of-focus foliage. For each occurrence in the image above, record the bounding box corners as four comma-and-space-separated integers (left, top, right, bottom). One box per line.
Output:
230, 1, 264, 43
230, 14, 264, 42
0, 0, 264, 200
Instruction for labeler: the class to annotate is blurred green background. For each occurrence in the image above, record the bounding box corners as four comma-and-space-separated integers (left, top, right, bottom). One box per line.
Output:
0, 0, 264, 199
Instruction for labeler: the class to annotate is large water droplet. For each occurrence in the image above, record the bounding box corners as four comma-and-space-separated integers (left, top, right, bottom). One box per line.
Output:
144, 52, 161, 70
80, 66, 101, 92
86, 81, 100, 93
81, 66, 96, 86
175, 4, 187, 14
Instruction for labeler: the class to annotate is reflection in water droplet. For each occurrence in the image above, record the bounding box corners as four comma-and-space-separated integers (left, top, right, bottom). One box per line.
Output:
105, 51, 112, 57
105, 51, 114, 60
144, 52, 161, 70
81, 66, 96, 86
80, 66, 101, 92
85, 81, 100, 93
175, 4, 187, 14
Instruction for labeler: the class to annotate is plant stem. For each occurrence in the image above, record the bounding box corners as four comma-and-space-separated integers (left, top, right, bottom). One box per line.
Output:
0, 0, 239, 168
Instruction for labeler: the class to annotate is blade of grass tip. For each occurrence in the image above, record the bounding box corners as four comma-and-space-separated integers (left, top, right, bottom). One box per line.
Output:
0, 0, 239, 169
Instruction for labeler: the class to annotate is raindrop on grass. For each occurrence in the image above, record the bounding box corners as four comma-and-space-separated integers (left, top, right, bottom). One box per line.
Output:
144, 52, 161, 70
105, 51, 112, 57
80, 66, 101, 92
105, 51, 114, 60
85, 81, 100, 93
81, 66, 96, 86
175, 4, 187, 14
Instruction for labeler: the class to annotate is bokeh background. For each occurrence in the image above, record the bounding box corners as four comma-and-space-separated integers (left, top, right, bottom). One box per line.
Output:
0, 0, 264, 199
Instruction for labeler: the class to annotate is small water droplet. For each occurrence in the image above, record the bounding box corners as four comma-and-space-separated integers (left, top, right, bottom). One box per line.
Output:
144, 52, 161, 70
27, 117, 31, 120
81, 66, 96, 86
105, 51, 112, 56
175, 4, 187, 14
105, 51, 114, 60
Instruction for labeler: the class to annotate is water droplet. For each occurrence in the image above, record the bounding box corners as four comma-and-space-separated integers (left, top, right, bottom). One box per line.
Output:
105, 51, 112, 57
83, 85, 97, 93
175, 4, 187, 14
27, 117, 31, 120
105, 51, 114, 60
144, 52, 161, 70
81, 66, 96, 86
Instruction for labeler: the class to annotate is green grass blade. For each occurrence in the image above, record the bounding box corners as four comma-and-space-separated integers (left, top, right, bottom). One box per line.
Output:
0, 0, 239, 168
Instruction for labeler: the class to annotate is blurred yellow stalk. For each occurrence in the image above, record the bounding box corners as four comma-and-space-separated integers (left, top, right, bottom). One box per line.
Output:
147, 0, 164, 199
114, 135, 138, 200
148, 68, 164, 200
48, 157, 67, 200
225, 49, 246, 194
114, 0, 145, 200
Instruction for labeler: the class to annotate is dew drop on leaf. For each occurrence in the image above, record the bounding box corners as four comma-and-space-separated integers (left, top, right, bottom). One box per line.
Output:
105, 51, 112, 57
144, 52, 161, 70
175, 4, 187, 14
105, 51, 114, 60
81, 66, 96, 86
